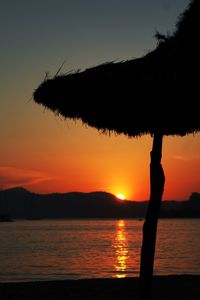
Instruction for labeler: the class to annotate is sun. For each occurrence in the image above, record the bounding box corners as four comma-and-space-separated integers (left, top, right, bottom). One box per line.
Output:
116, 193, 125, 200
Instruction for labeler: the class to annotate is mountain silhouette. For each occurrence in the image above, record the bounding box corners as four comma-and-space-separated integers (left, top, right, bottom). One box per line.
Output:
0, 187, 199, 219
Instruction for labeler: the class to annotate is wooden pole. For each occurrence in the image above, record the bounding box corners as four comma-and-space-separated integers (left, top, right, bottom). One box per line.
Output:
139, 133, 165, 300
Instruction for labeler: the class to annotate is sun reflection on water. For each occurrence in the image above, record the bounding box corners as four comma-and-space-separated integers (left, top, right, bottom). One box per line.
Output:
113, 220, 129, 278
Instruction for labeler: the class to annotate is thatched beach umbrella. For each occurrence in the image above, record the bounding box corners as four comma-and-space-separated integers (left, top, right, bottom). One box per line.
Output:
33, 0, 199, 299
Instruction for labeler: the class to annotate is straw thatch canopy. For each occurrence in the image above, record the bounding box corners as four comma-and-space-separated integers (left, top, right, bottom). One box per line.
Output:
34, 0, 199, 138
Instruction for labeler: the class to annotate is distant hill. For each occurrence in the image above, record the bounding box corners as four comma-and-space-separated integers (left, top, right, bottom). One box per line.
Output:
0, 187, 199, 219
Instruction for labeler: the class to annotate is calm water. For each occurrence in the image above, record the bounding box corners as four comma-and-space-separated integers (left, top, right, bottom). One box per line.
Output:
0, 219, 200, 282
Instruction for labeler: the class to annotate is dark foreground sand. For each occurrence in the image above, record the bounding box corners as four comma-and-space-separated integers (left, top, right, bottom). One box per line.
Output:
1, 275, 200, 300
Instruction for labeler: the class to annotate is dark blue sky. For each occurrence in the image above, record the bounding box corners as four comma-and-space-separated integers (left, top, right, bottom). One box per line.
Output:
1, 0, 189, 74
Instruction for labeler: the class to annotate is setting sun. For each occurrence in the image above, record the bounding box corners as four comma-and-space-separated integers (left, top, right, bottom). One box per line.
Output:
116, 193, 125, 200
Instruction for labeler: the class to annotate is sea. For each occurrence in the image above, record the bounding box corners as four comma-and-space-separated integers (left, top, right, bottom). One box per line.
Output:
0, 219, 200, 282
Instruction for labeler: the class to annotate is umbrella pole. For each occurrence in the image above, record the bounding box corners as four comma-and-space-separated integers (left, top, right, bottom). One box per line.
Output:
139, 132, 165, 300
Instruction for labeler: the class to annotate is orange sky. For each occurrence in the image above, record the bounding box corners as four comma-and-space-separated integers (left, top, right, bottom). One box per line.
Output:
1, 0, 199, 201
1, 108, 200, 200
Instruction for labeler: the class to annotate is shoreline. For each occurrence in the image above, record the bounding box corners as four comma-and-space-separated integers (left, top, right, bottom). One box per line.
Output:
1, 275, 200, 299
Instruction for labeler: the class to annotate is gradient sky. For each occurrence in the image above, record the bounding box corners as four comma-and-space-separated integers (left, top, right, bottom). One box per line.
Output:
1, 0, 199, 200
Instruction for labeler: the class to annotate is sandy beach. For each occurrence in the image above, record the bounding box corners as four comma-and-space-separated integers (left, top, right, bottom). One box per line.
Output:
1, 275, 200, 300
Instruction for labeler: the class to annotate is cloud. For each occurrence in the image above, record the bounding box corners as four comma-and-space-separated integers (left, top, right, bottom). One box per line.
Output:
0, 166, 52, 190
172, 155, 200, 162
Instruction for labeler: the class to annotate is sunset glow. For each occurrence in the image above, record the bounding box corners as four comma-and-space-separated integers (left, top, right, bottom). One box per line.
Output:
0, 0, 199, 202
116, 193, 125, 200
